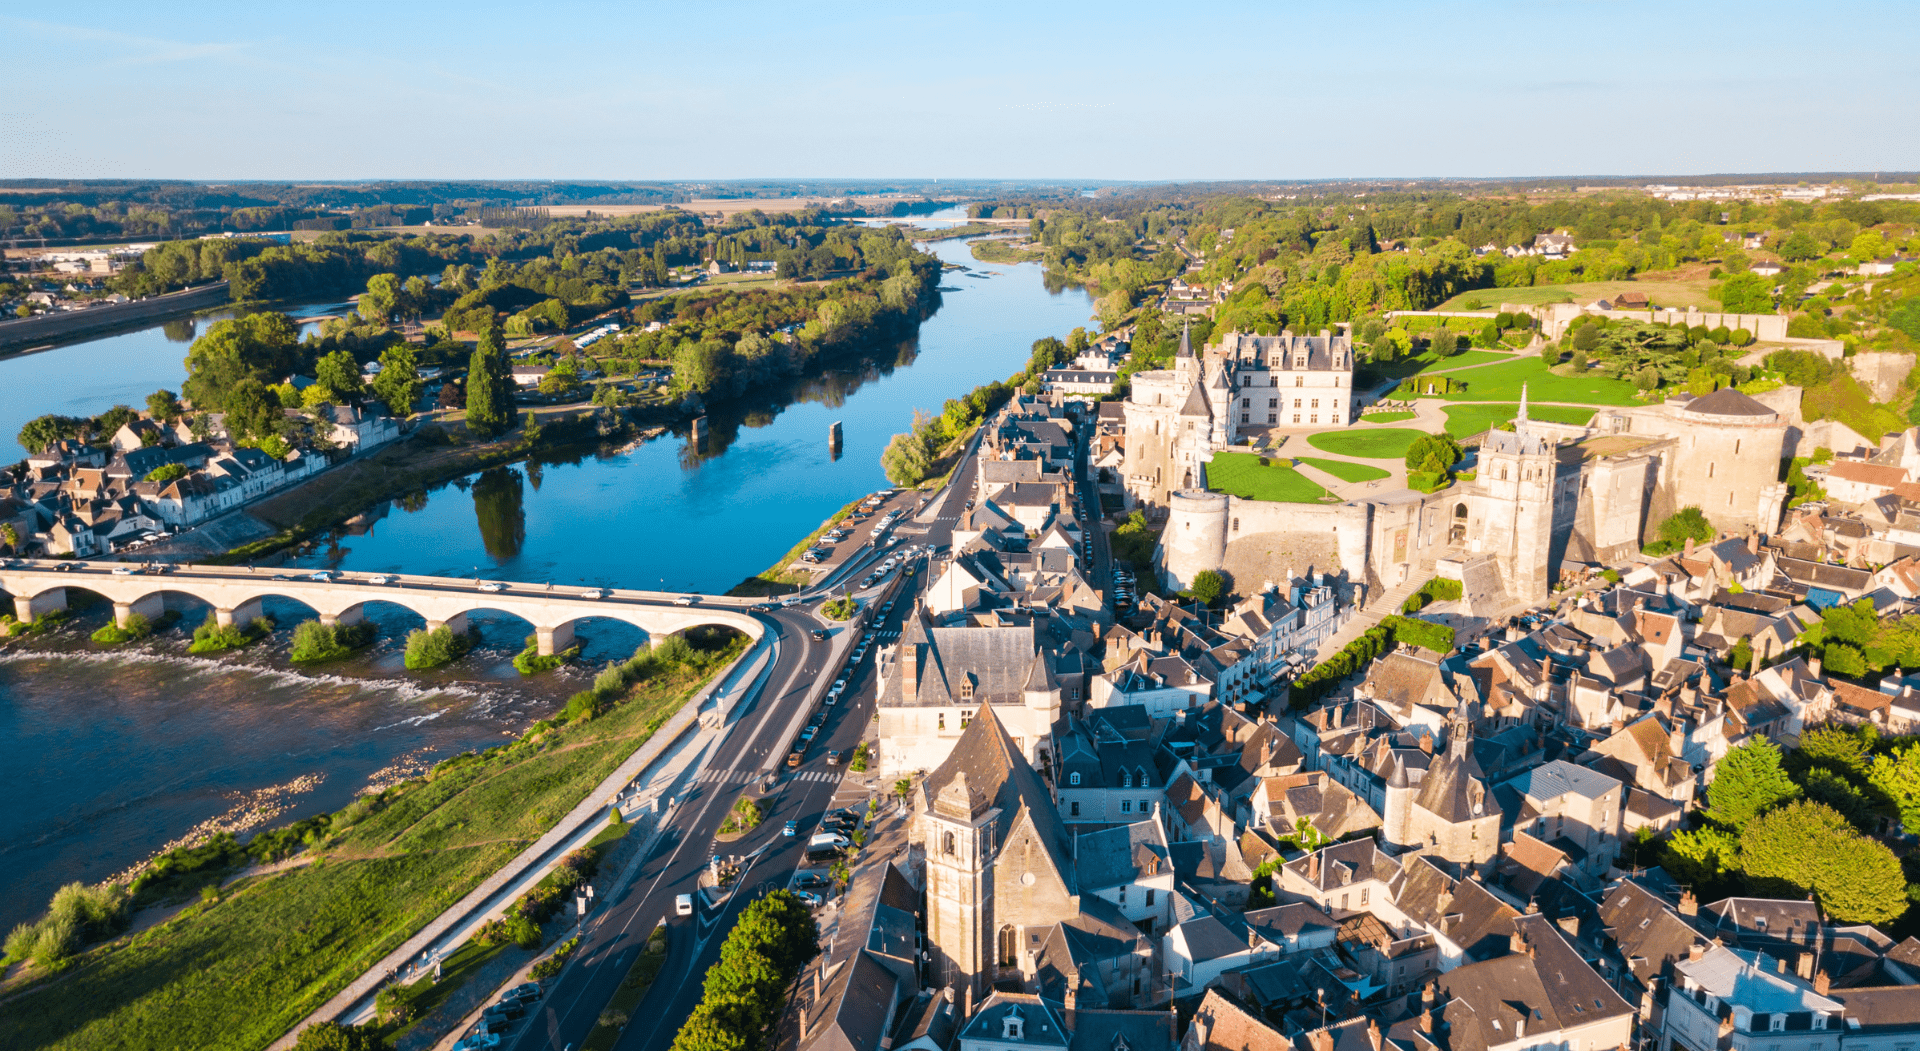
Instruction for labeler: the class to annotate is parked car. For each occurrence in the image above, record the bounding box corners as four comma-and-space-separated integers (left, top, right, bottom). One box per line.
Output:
502, 982, 541, 1004
792, 890, 824, 908
454, 1033, 500, 1051
792, 871, 831, 889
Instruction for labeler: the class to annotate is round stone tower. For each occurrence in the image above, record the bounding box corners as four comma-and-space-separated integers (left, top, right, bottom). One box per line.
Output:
1159, 490, 1229, 590
1670, 388, 1790, 533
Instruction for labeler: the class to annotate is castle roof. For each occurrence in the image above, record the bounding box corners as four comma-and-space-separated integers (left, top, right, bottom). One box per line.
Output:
1683, 387, 1778, 418
1180, 378, 1213, 419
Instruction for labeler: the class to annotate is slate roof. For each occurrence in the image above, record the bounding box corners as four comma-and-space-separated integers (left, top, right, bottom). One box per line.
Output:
1075, 819, 1169, 891
808, 950, 911, 1051
1683, 387, 1779, 418
1184, 988, 1291, 1051
955, 993, 1070, 1049
1390, 855, 1522, 962
1433, 915, 1634, 1051
884, 611, 1041, 709
920, 703, 1078, 894
1173, 913, 1249, 964
1596, 879, 1701, 985
1507, 760, 1620, 803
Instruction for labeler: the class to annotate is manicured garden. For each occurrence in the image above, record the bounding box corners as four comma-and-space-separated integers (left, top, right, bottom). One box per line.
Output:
1206, 451, 1333, 503
1304, 427, 1424, 460
1414, 350, 1510, 373
1441, 403, 1598, 437
1437, 354, 1640, 405
0, 635, 746, 1051
1359, 411, 1416, 423
1295, 457, 1391, 483
1435, 278, 1720, 312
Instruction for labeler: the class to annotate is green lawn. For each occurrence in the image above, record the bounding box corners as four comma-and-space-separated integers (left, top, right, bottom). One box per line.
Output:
1305, 428, 1425, 460
1360, 411, 1416, 423
0, 646, 740, 1051
1442, 403, 1598, 437
1416, 350, 1511, 373
1435, 279, 1721, 312
1439, 355, 1641, 406
1207, 452, 1334, 503
1296, 457, 1392, 483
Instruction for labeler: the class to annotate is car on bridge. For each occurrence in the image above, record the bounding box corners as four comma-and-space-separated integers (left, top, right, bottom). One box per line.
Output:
368, 574, 395, 585
478, 581, 507, 593
309, 571, 336, 582
674, 595, 699, 606
581, 588, 608, 600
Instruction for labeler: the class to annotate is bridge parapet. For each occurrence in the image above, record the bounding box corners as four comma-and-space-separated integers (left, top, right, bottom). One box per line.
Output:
0, 561, 765, 655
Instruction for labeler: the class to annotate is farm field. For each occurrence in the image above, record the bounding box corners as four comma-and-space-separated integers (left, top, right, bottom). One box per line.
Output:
1435, 279, 1720, 312
1296, 456, 1392, 482
1443, 403, 1598, 437
1305, 428, 1424, 460
1440, 355, 1641, 406
1207, 451, 1334, 503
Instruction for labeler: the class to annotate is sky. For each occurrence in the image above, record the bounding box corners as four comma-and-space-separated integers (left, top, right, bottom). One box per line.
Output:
4, 0, 1917, 183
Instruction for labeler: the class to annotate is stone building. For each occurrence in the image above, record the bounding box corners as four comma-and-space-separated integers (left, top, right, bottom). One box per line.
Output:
877, 607, 1062, 777
1382, 704, 1502, 875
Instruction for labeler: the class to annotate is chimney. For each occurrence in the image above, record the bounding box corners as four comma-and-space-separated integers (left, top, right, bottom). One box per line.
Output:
1510, 926, 1530, 956
1311, 1029, 1335, 1051
1815, 970, 1831, 996
1777, 955, 1789, 974
1810, 656, 1824, 678
1368, 1018, 1383, 1051
1684, 536, 1695, 557
1748, 531, 1760, 556
1308, 851, 1322, 885
1422, 980, 1436, 1009
1689, 943, 1705, 961
1679, 890, 1698, 917
1064, 980, 1078, 1012
1419, 1011, 1434, 1034
1797, 953, 1814, 979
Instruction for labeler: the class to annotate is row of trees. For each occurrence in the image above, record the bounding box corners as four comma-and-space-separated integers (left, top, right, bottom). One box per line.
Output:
666, 890, 817, 1051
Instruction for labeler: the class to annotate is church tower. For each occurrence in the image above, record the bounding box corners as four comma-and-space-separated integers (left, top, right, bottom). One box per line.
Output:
1475, 384, 1557, 604
921, 769, 1001, 1002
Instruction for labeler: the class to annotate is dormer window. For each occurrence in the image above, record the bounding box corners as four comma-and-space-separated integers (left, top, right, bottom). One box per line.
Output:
1004, 1010, 1024, 1040
960, 679, 975, 701
1070, 771, 1081, 786
1121, 770, 1133, 788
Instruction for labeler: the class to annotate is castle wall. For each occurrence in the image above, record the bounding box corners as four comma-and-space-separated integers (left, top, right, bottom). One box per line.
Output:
1161, 491, 1229, 590
1567, 452, 1661, 564
1665, 413, 1787, 533
1164, 493, 1371, 598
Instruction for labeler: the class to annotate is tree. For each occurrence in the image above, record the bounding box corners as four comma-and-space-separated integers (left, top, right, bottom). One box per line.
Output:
293, 1021, 382, 1051
1824, 643, 1867, 678
1869, 744, 1920, 832
464, 321, 514, 438
1404, 433, 1462, 475
1739, 800, 1907, 925
1779, 231, 1823, 261
1705, 737, 1800, 828
182, 312, 303, 412
358, 273, 401, 323
1656, 506, 1715, 548
1429, 328, 1459, 356
881, 410, 940, 487
1714, 272, 1774, 314
145, 389, 183, 421
312, 349, 364, 405
1188, 569, 1226, 608
17, 414, 85, 455
371, 344, 424, 418
0, 522, 17, 553
1095, 289, 1133, 331
1660, 826, 1740, 886
1729, 635, 1753, 673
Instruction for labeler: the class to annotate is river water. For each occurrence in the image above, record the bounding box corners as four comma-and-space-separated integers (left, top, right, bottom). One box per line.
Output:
0, 213, 1089, 931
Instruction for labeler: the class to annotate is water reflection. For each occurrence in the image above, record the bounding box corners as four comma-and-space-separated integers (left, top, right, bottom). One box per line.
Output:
471, 467, 526, 561
161, 318, 197, 343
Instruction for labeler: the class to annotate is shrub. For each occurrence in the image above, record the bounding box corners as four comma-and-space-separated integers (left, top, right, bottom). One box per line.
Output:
530, 936, 581, 981
849, 742, 870, 772
189, 612, 268, 654
514, 633, 579, 675
821, 597, 857, 621
4, 881, 127, 970
91, 612, 152, 646
403, 624, 472, 669
290, 619, 376, 663
1402, 578, 1463, 613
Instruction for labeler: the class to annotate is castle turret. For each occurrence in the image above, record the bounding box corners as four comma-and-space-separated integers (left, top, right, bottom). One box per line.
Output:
1382, 756, 1412, 851
1160, 489, 1229, 590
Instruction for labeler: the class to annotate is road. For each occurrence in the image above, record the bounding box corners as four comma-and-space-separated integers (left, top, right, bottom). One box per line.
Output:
505, 452, 986, 1051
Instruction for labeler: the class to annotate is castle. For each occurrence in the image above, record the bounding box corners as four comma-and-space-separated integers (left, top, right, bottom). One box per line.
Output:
1121, 328, 1792, 615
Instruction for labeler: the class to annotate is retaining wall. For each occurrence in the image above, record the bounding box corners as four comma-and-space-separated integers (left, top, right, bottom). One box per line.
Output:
0, 282, 231, 353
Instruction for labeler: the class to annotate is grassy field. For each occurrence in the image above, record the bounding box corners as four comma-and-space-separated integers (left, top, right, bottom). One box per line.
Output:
1442, 403, 1598, 437
1360, 411, 1417, 423
1416, 350, 1511, 373
1296, 457, 1392, 483
0, 645, 738, 1051
1436, 279, 1720, 312
1305, 428, 1425, 460
970, 239, 1044, 264
1440, 355, 1642, 406
1206, 452, 1333, 503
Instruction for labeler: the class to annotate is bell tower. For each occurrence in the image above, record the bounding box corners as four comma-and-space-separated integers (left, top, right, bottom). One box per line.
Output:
919, 770, 1002, 1002
1475, 384, 1556, 603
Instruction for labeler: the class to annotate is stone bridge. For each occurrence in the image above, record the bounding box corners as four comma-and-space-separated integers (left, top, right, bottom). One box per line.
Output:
0, 560, 766, 655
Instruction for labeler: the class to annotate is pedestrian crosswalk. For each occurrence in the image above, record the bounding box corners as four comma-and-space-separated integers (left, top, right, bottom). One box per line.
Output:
693, 766, 842, 784
871, 630, 899, 641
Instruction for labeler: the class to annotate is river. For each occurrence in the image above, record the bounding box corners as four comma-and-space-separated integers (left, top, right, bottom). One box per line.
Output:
0, 212, 1089, 931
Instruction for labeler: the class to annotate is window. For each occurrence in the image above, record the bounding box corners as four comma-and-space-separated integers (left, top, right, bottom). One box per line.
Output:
943, 831, 956, 855
1119, 885, 1127, 902
1268, 414, 1277, 424
961, 710, 973, 727
1361, 888, 1369, 905
1311, 399, 1319, 409
1071, 801, 1080, 816
1069, 771, 1081, 786
1709, 462, 1715, 479
1311, 415, 1319, 424
1242, 398, 1251, 408
1332, 414, 1341, 424
1241, 414, 1249, 424
938, 713, 945, 731
1141, 798, 1151, 811
1736, 439, 1742, 454
1340, 892, 1349, 910
1294, 414, 1301, 423
1269, 376, 1278, 387
1295, 376, 1304, 387
1294, 398, 1302, 408
1268, 398, 1278, 408
1146, 888, 1155, 905
1121, 770, 1132, 788
1771, 1017, 1786, 1032
1233, 517, 1240, 532
1728, 492, 1735, 507
1121, 799, 1132, 813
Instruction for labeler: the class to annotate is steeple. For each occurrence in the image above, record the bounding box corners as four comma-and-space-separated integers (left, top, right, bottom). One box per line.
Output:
1517, 382, 1529, 426
1177, 321, 1193, 359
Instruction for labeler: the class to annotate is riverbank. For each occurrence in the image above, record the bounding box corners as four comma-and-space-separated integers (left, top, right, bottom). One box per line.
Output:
0, 282, 231, 355
0, 634, 745, 1051
726, 495, 863, 596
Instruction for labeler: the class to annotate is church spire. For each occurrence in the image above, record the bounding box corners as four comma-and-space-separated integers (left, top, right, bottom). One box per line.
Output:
1177, 320, 1193, 358
1518, 382, 1529, 426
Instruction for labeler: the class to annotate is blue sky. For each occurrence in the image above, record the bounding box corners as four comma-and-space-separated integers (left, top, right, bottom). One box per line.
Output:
4, 1, 1915, 182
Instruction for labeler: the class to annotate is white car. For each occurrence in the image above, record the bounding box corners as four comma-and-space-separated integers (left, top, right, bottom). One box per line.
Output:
368, 574, 395, 585
674, 595, 699, 606
676, 893, 694, 916
111, 565, 139, 575
581, 588, 608, 600
478, 581, 507, 593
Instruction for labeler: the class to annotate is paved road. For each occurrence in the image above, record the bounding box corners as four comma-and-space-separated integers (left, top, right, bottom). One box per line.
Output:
498, 421, 1013, 1051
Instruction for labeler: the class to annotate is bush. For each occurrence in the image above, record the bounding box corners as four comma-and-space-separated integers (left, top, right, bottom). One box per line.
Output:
91, 612, 152, 646
821, 597, 857, 621
514, 633, 579, 675
849, 742, 870, 772
720, 796, 764, 834
1380, 614, 1456, 654
290, 619, 376, 663
403, 624, 472, 669
530, 936, 581, 981
1402, 578, 1463, 613
1186, 569, 1227, 608
4, 881, 127, 970
189, 612, 270, 654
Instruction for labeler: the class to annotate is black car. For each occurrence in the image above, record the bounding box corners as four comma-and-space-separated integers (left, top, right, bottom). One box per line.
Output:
810, 628, 827, 641
792, 871, 831, 889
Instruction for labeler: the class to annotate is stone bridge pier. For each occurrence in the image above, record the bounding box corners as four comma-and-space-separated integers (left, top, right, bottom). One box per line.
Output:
215, 597, 266, 630
536, 622, 576, 656
14, 586, 66, 624
115, 592, 167, 630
